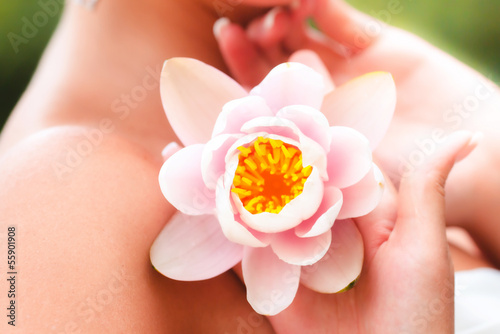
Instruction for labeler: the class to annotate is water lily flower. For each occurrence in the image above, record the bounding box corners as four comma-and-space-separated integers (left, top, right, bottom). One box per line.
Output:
151, 50, 396, 315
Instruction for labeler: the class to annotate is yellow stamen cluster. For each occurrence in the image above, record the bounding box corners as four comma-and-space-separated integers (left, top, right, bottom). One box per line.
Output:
231, 136, 312, 214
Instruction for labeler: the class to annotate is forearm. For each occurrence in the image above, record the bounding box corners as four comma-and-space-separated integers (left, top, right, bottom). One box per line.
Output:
457, 157, 500, 268
445, 106, 500, 267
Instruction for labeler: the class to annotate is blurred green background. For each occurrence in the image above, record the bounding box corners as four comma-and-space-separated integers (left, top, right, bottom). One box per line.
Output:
347, 0, 500, 81
1, 0, 499, 131
1, 2, 61, 130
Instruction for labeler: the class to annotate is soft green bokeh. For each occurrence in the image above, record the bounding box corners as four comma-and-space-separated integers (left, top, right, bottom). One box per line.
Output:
0, 1, 61, 129
346, 0, 500, 82
1, 1, 499, 130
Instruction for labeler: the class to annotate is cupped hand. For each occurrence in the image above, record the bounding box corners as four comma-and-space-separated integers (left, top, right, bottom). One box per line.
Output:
261, 127, 477, 334
214, 1, 500, 262
212, 4, 488, 331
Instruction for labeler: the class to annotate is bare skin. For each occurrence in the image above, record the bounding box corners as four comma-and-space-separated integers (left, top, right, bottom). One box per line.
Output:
0, 1, 284, 333
215, 0, 500, 268
0, 0, 495, 333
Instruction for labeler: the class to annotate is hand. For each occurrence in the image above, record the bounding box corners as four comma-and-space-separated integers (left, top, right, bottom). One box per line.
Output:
214, 0, 500, 266
260, 127, 477, 334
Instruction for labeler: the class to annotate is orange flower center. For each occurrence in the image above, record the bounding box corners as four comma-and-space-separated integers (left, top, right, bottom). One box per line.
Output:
231, 136, 312, 214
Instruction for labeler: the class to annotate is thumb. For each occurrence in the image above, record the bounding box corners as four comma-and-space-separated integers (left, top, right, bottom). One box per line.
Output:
395, 131, 482, 244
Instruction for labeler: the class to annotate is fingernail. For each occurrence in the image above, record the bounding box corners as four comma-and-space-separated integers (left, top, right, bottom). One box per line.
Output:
162, 142, 181, 161
469, 131, 484, 147
263, 7, 283, 33
213, 17, 230, 40
247, 7, 284, 42
455, 131, 483, 162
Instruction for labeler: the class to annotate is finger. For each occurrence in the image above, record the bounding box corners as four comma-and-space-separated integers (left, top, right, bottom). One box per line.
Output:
396, 131, 482, 244
287, 27, 354, 70
353, 167, 398, 263
245, 2, 311, 58
214, 18, 273, 88
312, 0, 379, 53
245, 0, 315, 53
245, 5, 345, 66
161, 142, 181, 161
247, 7, 292, 49
247, 7, 292, 65
237, 6, 354, 74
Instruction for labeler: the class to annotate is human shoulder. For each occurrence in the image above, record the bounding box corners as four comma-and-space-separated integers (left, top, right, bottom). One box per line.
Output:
1, 125, 162, 183
0, 125, 170, 229
0, 126, 188, 332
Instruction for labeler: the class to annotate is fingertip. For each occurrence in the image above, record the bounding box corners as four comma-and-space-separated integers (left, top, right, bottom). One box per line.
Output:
263, 7, 281, 32
400, 131, 479, 180
213, 17, 230, 40
428, 130, 477, 173
215, 18, 272, 87
455, 131, 483, 163
161, 142, 181, 161
247, 7, 291, 48
396, 131, 480, 237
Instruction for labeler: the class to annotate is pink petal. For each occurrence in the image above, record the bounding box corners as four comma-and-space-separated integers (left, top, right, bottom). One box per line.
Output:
337, 164, 385, 219
250, 62, 325, 112
321, 72, 396, 150
201, 134, 242, 190
240, 116, 300, 142
295, 187, 343, 238
288, 50, 335, 93
235, 168, 324, 233
276, 105, 331, 152
159, 144, 215, 215
216, 176, 269, 247
212, 96, 274, 137
243, 246, 301, 315
271, 230, 332, 266
301, 219, 363, 293
150, 212, 243, 281
326, 126, 373, 189
161, 58, 247, 145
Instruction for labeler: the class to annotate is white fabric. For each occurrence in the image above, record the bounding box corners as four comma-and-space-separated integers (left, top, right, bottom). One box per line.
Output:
455, 268, 500, 333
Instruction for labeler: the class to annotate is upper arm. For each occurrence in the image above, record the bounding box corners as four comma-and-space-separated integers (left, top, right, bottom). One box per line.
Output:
0, 126, 173, 332
0, 126, 271, 333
